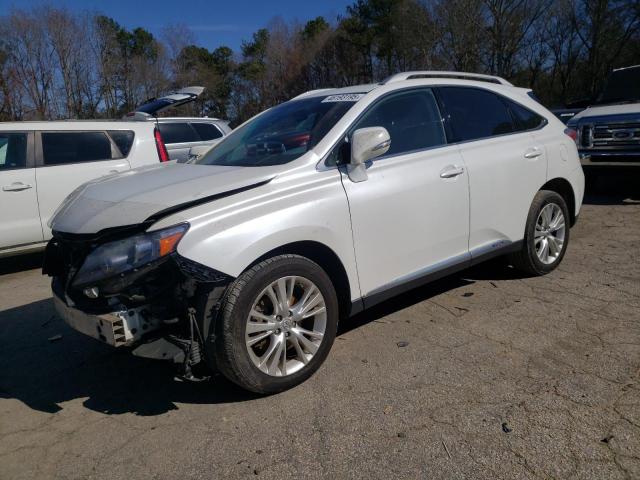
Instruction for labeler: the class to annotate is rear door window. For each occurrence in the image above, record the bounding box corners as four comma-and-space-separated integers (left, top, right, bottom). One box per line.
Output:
191, 123, 223, 141
42, 132, 112, 166
157, 123, 199, 144
107, 130, 135, 157
437, 87, 515, 142
0, 133, 28, 170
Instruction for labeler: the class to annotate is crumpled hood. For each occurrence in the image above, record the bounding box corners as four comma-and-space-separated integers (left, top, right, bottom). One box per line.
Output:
50, 162, 279, 234
570, 102, 640, 122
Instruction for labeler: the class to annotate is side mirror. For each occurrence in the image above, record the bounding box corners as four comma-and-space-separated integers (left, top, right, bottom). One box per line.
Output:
348, 127, 390, 182
186, 145, 211, 162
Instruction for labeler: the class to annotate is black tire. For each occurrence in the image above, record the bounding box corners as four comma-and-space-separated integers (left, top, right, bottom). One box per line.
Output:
510, 190, 570, 276
201, 254, 339, 394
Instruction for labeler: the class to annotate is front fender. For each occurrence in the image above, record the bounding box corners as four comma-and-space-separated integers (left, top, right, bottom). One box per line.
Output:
170, 168, 362, 302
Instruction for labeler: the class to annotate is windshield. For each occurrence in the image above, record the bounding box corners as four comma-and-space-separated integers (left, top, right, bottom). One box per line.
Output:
195, 95, 362, 167
595, 66, 640, 105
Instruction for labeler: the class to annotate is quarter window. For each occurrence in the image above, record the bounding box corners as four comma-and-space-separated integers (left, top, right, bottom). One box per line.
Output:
437, 87, 515, 142
157, 123, 199, 144
353, 89, 446, 157
0, 133, 27, 170
107, 130, 135, 157
191, 123, 223, 141
506, 100, 546, 131
42, 132, 112, 166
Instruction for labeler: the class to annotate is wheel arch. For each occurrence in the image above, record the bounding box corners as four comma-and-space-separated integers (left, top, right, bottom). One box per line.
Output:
250, 241, 354, 320
540, 177, 576, 226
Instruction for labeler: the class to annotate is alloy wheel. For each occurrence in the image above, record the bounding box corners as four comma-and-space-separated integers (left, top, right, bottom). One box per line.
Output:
245, 276, 327, 376
534, 203, 566, 265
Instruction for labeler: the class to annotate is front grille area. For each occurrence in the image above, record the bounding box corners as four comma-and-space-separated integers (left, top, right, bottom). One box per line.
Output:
580, 122, 640, 149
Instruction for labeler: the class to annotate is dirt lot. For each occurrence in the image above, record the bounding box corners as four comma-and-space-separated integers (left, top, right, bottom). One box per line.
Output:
1, 170, 639, 480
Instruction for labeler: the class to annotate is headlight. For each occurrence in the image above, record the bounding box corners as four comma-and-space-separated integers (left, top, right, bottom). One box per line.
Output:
72, 224, 189, 287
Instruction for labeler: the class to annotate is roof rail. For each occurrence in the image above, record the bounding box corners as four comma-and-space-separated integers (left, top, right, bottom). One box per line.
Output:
382, 71, 513, 86
292, 88, 335, 100
612, 64, 640, 72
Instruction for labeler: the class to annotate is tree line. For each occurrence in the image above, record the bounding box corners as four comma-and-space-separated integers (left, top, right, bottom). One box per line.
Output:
0, 0, 638, 125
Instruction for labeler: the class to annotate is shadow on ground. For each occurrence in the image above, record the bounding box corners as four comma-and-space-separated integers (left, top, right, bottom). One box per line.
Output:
583, 167, 640, 205
0, 294, 261, 415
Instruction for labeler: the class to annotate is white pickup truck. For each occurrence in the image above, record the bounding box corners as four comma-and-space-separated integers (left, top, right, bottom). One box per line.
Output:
567, 65, 640, 167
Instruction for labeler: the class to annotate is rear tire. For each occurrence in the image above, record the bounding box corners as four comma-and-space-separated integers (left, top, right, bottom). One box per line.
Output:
510, 190, 570, 276
203, 254, 338, 394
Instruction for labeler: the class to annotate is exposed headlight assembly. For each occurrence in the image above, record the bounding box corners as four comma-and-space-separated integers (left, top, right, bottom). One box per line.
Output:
72, 224, 189, 287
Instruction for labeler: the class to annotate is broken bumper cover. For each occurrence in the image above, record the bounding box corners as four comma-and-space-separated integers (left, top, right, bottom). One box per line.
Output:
53, 290, 160, 347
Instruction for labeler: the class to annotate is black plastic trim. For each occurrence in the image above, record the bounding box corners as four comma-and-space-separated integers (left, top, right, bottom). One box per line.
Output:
354, 241, 522, 314
175, 254, 234, 283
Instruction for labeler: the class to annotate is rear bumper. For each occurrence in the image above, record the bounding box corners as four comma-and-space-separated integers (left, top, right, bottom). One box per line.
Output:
53, 288, 160, 347
580, 151, 640, 166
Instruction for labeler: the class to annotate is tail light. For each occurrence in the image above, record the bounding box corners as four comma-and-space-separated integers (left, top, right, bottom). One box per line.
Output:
154, 127, 169, 162
564, 128, 578, 143
287, 133, 311, 148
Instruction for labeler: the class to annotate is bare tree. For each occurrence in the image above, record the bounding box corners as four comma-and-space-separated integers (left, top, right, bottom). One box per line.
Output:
0, 9, 56, 119
572, 0, 640, 97
482, 0, 551, 77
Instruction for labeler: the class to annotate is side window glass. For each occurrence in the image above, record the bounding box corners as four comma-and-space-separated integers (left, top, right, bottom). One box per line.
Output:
438, 87, 515, 142
506, 100, 546, 131
191, 123, 223, 141
42, 132, 112, 166
353, 89, 446, 157
107, 130, 135, 157
157, 123, 199, 144
0, 133, 27, 170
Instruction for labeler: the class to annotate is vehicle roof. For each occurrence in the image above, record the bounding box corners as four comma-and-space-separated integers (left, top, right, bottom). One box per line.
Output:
0, 120, 155, 130
293, 84, 379, 99
293, 73, 528, 101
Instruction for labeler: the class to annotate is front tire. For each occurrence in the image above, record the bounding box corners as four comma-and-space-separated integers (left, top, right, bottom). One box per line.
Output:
206, 254, 338, 394
510, 190, 570, 276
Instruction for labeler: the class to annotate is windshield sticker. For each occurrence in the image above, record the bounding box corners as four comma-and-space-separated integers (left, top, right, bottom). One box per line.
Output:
322, 93, 365, 103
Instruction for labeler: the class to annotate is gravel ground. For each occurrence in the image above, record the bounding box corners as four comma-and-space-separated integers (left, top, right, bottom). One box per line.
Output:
0, 169, 638, 479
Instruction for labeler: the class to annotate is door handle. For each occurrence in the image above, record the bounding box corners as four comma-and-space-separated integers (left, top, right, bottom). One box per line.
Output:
440, 165, 465, 178
524, 148, 542, 159
2, 182, 33, 192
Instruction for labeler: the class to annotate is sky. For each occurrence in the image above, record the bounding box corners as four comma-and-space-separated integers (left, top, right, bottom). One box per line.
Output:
1, 0, 355, 52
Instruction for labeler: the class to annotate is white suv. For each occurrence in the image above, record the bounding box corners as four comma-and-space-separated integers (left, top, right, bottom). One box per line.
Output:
0, 121, 166, 257
45, 71, 585, 393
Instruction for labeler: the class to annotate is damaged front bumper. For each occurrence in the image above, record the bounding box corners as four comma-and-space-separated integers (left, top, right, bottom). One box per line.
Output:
52, 288, 160, 347
44, 228, 233, 370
